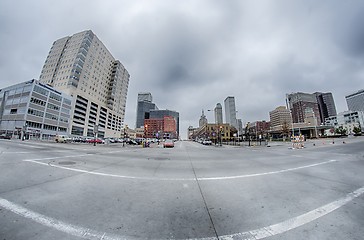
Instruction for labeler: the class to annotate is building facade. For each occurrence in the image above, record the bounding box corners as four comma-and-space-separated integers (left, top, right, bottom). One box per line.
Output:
39, 30, 130, 138
190, 123, 234, 142
144, 116, 177, 139
136, 101, 157, 128
0, 80, 72, 140
247, 121, 271, 139
214, 103, 223, 124
269, 106, 292, 132
314, 92, 337, 123
135, 92, 158, 128
287, 92, 321, 125
224, 96, 237, 128
150, 109, 179, 138
325, 111, 364, 133
138, 92, 153, 102
346, 89, 364, 112
199, 110, 208, 127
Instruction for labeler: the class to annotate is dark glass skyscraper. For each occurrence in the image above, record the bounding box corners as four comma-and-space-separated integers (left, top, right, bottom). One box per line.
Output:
135, 92, 157, 128
315, 92, 337, 123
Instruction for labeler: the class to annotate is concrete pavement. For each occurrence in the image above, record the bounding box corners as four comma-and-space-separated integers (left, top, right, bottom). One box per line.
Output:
0, 138, 363, 239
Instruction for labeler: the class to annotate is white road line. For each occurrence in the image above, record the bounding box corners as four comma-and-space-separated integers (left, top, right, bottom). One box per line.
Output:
23, 154, 92, 162
1, 186, 363, 240
0, 198, 127, 240
24, 159, 337, 181
198, 160, 337, 181
1, 150, 78, 154
219, 186, 364, 240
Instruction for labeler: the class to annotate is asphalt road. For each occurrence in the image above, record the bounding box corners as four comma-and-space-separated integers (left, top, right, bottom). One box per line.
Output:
0, 138, 363, 240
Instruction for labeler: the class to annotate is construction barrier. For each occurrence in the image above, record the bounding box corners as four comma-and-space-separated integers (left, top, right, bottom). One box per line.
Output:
291, 135, 305, 149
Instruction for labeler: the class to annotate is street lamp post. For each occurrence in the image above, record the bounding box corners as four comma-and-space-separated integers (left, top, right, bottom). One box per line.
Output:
219, 125, 223, 146
144, 124, 148, 147
93, 124, 98, 146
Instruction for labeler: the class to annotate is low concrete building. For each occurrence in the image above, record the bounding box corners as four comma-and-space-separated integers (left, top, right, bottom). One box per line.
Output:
190, 123, 235, 142
0, 79, 72, 140
325, 111, 364, 134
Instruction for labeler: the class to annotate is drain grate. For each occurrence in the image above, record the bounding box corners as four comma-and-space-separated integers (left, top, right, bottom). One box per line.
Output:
58, 161, 76, 165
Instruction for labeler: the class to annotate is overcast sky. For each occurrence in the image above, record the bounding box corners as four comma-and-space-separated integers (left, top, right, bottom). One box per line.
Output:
1, 0, 364, 138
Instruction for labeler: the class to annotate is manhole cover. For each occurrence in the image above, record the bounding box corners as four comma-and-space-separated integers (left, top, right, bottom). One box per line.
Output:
58, 161, 76, 165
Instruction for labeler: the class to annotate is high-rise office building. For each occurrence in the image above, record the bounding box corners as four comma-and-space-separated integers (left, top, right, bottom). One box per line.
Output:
346, 89, 364, 112
314, 92, 337, 122
138, 92, 153, 102
224, 96, 237, 128
39, 30, 130, 137
214, 103, 223, 124
287, 92, 321, 125
269, 106, 292, 131
135, 92, 158, 128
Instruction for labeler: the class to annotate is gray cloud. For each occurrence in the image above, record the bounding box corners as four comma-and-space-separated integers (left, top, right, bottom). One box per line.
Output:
1, 0, 364, 138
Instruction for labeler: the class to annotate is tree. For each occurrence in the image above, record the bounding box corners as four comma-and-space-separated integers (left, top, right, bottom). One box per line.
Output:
353, 126, 362, 135
282, 121, 290, 138
335, 126, 347, 135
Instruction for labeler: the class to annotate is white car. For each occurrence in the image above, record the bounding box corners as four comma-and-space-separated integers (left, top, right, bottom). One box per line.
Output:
55, 135, 71, 143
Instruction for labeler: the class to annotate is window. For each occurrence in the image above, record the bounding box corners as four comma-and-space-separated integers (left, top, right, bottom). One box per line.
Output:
33, 85, 48, 96
45, 113, 58, 121
10, 108, 17, 114
30, 97, 46, 106
27, 108, 44, 117
49, 92, 62, 102
47, 103, 60, 111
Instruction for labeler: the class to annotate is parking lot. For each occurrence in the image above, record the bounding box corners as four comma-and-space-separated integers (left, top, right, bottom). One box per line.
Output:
0, 138, 363, 239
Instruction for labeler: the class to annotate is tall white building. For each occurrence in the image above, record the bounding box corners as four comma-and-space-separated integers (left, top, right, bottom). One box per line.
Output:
224, 96, 237, 129
39, 30, 129, 138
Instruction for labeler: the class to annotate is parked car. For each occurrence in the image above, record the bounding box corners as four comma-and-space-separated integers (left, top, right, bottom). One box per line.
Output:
203, 140, 212, 145
86, 138, 104, 144
0, 133, 11, 139
163, 139, 174, 148
126, 139, 138, 145
55, 135, 71, 143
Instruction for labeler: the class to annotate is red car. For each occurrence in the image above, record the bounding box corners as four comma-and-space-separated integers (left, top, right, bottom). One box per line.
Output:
87, 138, 103, 144
163, 139, 174, 148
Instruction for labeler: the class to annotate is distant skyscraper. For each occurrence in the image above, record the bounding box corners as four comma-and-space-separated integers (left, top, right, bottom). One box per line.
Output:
224, 96, 237, 128
39, 30, 130, 137
314, 92, 337, 122
199, 110, 208, 127
136, 92, 157, 128
269, 106, 292, 129
346, 89, 364, 112
138, 92, 153, 102
214, 103, 223, 124
287, 92, 321, 125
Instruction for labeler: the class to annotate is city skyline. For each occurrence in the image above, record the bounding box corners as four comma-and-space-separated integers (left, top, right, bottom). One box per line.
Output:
1, 1, 364, 138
